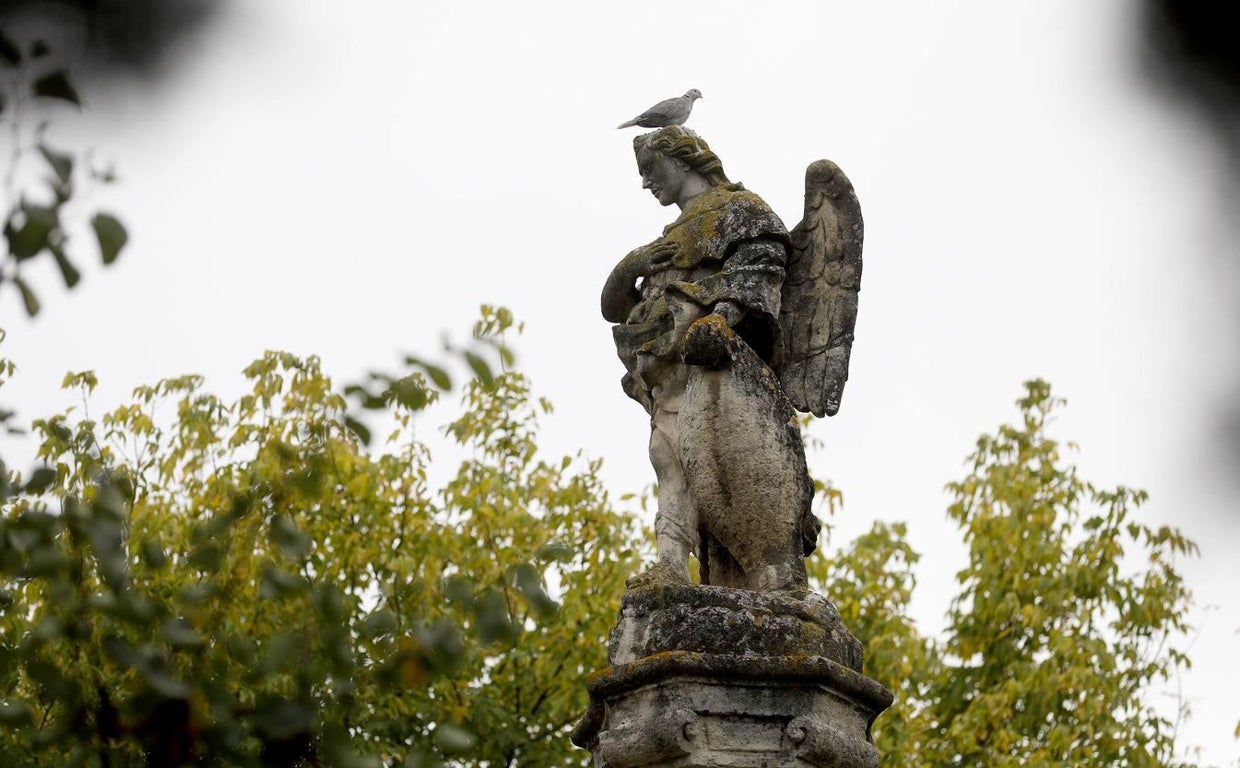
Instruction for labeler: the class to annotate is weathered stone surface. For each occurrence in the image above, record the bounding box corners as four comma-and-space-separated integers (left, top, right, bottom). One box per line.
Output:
572, 650, 890, 768
608, 585, 863, 671
574, 586, 890, 767
677, 315, 815, 592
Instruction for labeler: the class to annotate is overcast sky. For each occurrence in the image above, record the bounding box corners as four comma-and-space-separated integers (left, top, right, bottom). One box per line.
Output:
2, 1, 1237, 763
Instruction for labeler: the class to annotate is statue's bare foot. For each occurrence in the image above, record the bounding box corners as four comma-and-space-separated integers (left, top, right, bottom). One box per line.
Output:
626, 561, 691, 590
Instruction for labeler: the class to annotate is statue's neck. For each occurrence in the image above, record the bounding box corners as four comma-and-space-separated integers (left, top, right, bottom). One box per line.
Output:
674, 174, 714, 211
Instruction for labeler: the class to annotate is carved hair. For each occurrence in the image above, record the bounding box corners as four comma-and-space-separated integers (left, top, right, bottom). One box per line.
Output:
634, 126, 730, 186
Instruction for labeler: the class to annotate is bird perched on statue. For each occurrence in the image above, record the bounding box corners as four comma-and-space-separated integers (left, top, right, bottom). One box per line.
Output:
616, 89, 702, 129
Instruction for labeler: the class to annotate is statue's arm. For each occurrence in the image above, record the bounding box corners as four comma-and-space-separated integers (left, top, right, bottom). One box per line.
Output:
711, 238, 787, 326
601, 241, 678, 323
601, 262, 641, 323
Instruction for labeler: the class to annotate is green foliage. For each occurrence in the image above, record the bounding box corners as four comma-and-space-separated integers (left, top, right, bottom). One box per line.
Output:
1, 33, 126, 318
812, 380, 1198, 767
0, 307, 639, 766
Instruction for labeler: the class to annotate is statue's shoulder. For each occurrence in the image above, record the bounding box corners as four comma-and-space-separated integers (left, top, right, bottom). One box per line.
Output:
716, 184, 789, 242
664, 185, 789, 259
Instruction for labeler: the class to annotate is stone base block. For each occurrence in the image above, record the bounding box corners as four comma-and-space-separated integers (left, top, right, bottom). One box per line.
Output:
573, 587, 892, 768
607, 585, 864, 670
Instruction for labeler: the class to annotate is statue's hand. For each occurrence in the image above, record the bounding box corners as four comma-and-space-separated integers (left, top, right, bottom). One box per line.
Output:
623, 241, 678, 278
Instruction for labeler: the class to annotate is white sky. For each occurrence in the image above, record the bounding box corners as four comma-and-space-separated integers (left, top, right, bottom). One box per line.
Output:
2, 1, 1237, 763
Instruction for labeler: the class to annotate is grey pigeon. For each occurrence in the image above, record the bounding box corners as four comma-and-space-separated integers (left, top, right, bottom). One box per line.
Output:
616, 89, 702, 129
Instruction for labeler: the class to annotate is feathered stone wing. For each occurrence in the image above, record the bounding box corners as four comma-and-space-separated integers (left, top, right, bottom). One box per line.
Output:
779, 160, 863, 417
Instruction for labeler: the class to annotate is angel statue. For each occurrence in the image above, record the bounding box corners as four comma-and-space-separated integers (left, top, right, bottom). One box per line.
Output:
601, 126, 862, 593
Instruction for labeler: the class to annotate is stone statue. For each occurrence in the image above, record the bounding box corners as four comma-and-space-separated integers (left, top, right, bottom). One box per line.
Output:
576, 126, 885, 768
601, 126, 863, 593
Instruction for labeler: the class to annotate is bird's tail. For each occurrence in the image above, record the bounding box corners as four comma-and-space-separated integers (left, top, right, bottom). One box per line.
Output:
616, 118, 638, 129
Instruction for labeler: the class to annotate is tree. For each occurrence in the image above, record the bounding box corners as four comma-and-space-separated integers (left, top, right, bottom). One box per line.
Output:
811, 380, 1199, 767
1, 297, 1204, 766
0, 306, 639, 766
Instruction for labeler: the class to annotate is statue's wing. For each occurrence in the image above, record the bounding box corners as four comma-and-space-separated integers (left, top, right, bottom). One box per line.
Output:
779, 160, 863, 417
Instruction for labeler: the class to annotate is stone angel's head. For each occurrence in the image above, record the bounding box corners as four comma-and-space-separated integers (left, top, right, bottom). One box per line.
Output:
634, 126, 728, 185
633, 126, 730, 207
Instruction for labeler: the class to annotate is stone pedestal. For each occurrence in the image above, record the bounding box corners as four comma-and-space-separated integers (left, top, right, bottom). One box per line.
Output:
572, 586, 892, 768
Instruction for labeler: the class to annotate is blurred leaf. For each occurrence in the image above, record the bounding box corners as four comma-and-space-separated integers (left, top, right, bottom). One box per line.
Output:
113, 592, 158, 626
463, 351, 494, 388
226, 634, 256, 666
141, 538, 168, 569
291, 469, 325, 497
433, 723, 475, 755
25, 658, 69, 696
23, 466, 56, 493
405, 356, 451, 390
12, 276, 38, 317
0, 31, 19, 67
414, 621, 464, 674
85, 591, 117, 612
321, 627, 354, 674
536, 540, 573, 562
17, 509, 56, 534
38, 144, 73, 184
403, 752, 442, 768
6, 203, 57, 260
162, 618, 205, 649
95, 481, 126, 518
498, 344, 515, 368
140, 667, 192, 699
50, 242, 81, 289
344, 416, 371, 446
315, 584, 345, 623
32, 70, 81, 106
101, 635, 139, 668
443, 575, 473, 605
188, 541, 223, 573
92, 164, 118, 184
474, 589, 517, 645
178, 582, 219, 603
388, 376, 428, 411
261, 565, 307, 597
270, 514, 312, 560
0, 699, 33, 727
91, 212, 127, 264
254, 698, 315, 740
25, 547, 68, 577
359, 609, 397, 638
511, 561, 558, 618
321, 722, 374, 767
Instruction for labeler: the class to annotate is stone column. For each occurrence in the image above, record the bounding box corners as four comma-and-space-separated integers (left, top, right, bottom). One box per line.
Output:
572, 585, 891, 768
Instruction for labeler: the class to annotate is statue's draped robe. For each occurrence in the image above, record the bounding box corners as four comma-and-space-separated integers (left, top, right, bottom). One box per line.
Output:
609, 184, 815, 590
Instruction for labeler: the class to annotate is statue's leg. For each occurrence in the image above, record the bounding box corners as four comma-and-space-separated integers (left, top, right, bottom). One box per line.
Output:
648, 409, 695, 582
628, 365, 696, 589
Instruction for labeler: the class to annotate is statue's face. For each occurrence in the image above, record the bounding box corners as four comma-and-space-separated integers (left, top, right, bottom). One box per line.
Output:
638, 152, 688, 207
